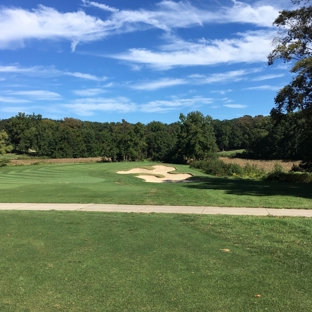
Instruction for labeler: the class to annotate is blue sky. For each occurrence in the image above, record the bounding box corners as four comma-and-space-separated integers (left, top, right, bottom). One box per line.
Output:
0, 0, 293, 124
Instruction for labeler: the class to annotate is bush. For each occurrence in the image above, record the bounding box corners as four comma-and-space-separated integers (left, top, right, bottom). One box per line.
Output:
266, 172, 312, 183
190, 157, 245, 177
0, 158, 10, 167
242, 163, 266, 179
226, 163, 244, 176
191, 157, 266, 178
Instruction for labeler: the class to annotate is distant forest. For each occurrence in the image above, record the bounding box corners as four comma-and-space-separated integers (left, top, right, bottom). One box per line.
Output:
0, 111, 310, 163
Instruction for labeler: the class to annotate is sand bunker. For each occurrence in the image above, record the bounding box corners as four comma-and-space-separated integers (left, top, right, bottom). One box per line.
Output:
117, 165, 192, 183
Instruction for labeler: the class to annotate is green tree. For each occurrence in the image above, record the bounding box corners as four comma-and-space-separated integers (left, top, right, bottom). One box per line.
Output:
7, 113, 42, 153
36, 119, 57, 157
175, 111, 217, 163
146, 121, 174, 161
0, 130, 12, 155
212, 119, 231, 151
268, 0, 312, 167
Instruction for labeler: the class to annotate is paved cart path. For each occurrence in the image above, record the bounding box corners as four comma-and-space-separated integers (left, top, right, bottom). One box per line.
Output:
0, 203, 312, 217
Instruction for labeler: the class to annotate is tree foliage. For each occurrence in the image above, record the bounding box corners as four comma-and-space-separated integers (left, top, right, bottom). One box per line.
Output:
268, 0, 312, 115
175, 111, 217, 163
268, 0, 312, 166
1, 109, 310, 165
0, 130, 12, 155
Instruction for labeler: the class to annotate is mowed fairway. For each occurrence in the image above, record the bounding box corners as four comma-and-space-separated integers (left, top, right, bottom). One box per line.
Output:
0, 162, 312, 208
1, 211, 312, 311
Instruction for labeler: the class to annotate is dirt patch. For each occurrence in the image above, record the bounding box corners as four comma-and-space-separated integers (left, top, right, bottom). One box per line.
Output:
219, 157, 301, 172
117, 165, 192, 183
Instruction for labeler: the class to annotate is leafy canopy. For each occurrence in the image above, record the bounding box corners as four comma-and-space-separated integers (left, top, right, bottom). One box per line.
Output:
268, 0, 312, 116
0, 130, 12, 155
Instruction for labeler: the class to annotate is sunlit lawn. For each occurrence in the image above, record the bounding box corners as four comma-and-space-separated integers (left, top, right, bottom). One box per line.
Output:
1, 211, 311, 311
0, 162, 311, 208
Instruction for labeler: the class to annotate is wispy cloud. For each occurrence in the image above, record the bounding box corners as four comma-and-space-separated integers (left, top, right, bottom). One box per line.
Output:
0, 1, 281, 51
130, 69, 257, 91
245, 85, 281, 91
0, 96, 30, 103
132, 78, 187, 90
0, 65, 106, 81
140, 96, 214, 113
130, 68, 261, 91
0, 5, 107, 51
189, 69, 257, 84
252, 74, 284, 81
112, 31, 276, 69
5, 90, 61, 100
65, 72, 107, 81
61, 95, 214, 116
82, 0, 119, 13
72, 88, 107, 96
223, 104, 247, 108
210, 89, 233, 95
63, 97, 137, 116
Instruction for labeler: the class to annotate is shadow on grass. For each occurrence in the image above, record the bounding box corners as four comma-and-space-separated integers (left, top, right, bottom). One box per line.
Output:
184, 176, 312, 199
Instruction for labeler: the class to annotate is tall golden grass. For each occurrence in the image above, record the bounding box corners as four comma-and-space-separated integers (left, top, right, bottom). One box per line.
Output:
219, 157, 301, 173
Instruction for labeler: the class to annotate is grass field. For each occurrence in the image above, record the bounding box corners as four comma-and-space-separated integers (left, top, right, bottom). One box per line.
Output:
0, 161, 311, 208
217, 149, 245, 157
1, 211, 311, 311
219, 157, 301, 173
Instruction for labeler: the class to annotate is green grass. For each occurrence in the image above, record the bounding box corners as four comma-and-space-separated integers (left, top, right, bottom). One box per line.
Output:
0, 162, 311, 208
0, 153, 33, 160
0, 211, 311, 311
217, 149, 245, 157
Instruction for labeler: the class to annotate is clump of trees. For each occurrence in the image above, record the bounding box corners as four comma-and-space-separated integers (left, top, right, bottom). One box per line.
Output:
268, 0, 312, 170
0, 130, 12, 155
0, 111, 217, 163
0, 110, 310, 167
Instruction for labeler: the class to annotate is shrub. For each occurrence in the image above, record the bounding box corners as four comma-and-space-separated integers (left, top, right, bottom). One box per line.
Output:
0, 158, 10, 167
243, 163, 266, 179
226, 163, 244, 176
266, 172, 312, 183
190, 157, 245, 177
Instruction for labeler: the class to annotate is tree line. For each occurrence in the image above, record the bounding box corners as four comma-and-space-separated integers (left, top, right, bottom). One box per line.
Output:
0, 111, 309, 164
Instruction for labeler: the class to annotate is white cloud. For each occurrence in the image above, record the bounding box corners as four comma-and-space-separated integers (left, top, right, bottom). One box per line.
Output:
65, 72, 107, 81
0, 65, 37, 73
252, 74, 285, 81
189, 69, 253, 84
0, 96, 30, 103
132, 78, 187, 90
72, 88, 107, 96
5, 90, 61, 100
82, 0, 119, 13
61, 95, 214, 116
221, 0, 278, 27
0, 1, 281, 51
104, 0, 279, 31
130, 70, 254, 91
113, 31, 276, 69
210, 89, 233, 95
223, 104, 247, 108
63, 97, 137, 116
0, 65, 106, 81
140, 96, 214, 113
245, 85, 281, 91
0, 5, 108, 51
221, 97, 233, 103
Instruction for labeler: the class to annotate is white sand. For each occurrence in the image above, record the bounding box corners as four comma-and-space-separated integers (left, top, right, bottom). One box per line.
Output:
117, 165, 192, 183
